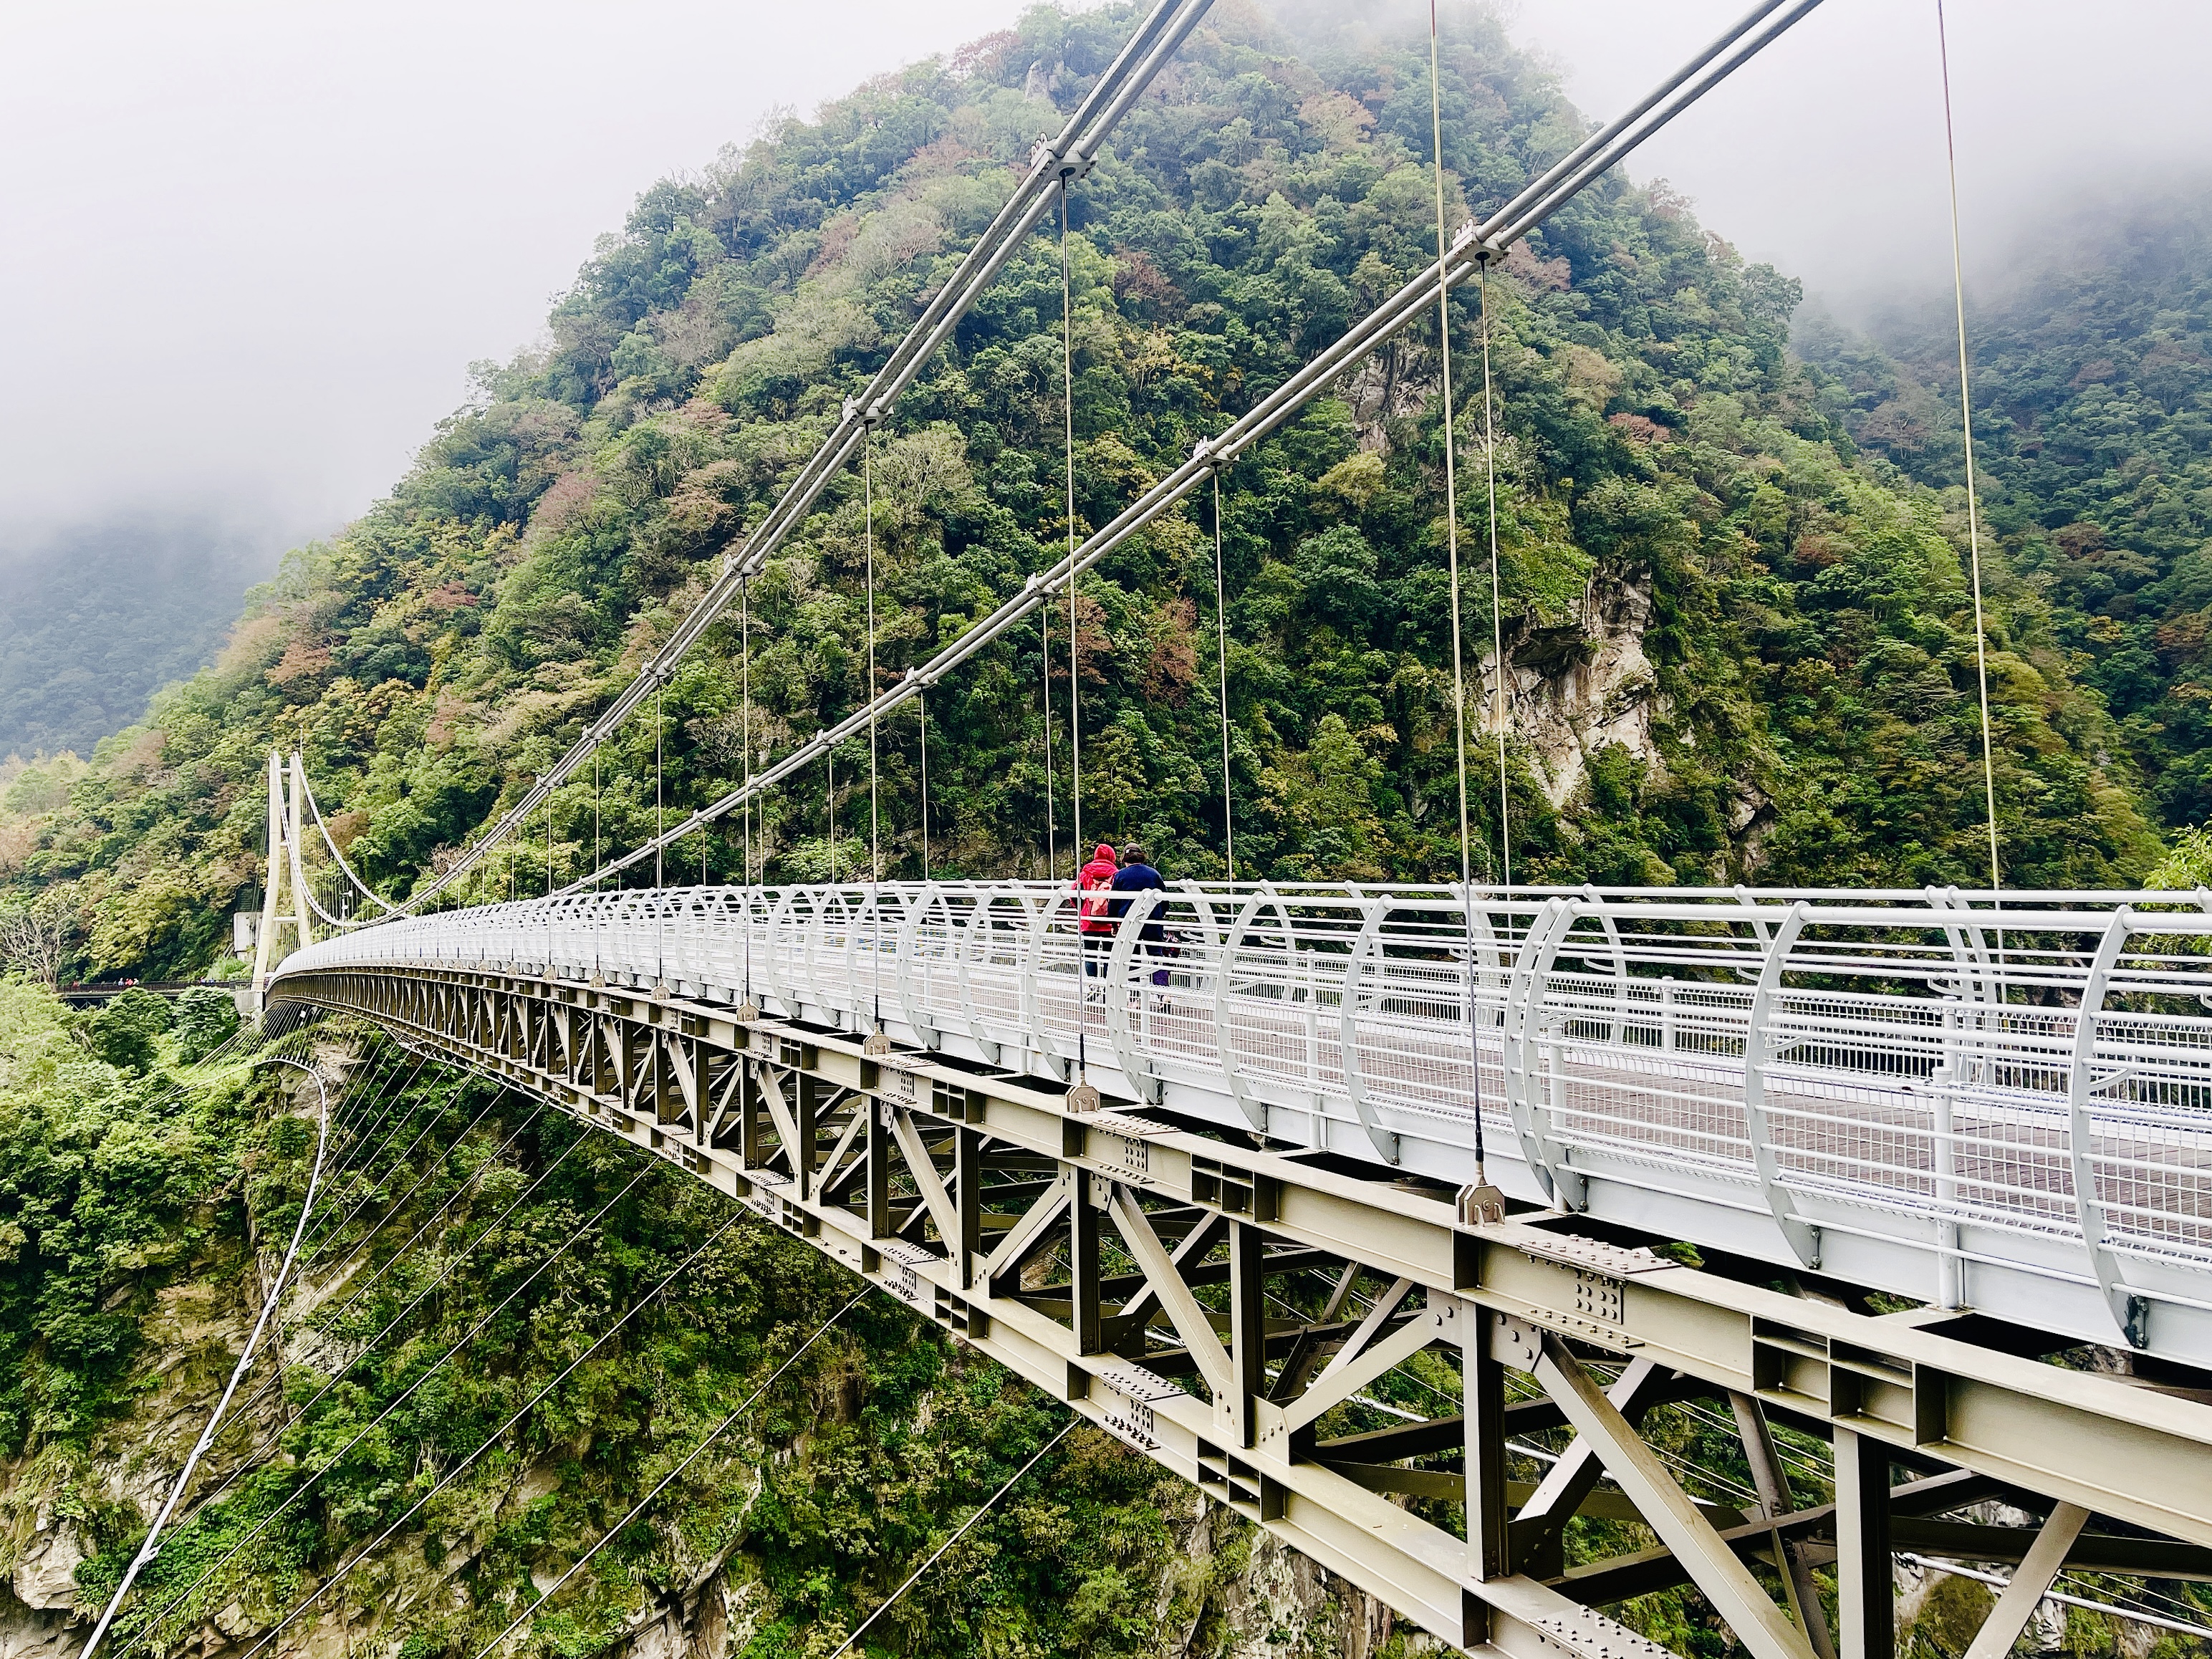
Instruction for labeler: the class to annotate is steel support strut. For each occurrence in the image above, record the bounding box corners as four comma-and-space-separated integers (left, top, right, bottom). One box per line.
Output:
269, 961, 2212, 1659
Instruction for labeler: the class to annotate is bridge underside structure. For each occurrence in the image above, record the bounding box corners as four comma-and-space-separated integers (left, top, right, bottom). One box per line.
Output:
271, 882, 2212, 1659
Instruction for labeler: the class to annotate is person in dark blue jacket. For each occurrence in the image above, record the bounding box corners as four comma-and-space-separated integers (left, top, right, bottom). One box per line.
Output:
1110, 847, 1171, 989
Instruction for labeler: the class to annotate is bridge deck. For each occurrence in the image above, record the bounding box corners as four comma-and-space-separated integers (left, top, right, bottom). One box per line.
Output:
276, 880, 2212, 1364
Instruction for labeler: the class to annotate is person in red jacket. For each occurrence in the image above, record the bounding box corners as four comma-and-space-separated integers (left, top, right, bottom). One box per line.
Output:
1076, 842, 1117, 981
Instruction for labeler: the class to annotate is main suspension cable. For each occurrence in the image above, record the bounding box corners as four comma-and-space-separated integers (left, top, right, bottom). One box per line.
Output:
466, 1289, 869, 1659
163, 1044, 371, 1460
75, 1055, 333, 1659
544, 0, 1829, 896
825, 1420, 1075, 1659
1937, 0, 2001, 893
285, 0, 1211, 930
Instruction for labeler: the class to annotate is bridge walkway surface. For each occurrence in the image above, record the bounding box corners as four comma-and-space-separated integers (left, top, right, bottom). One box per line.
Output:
264, 881, 2212, 1659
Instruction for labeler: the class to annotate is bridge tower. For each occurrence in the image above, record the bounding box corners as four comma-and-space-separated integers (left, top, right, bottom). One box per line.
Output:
250, 751, 315, 1014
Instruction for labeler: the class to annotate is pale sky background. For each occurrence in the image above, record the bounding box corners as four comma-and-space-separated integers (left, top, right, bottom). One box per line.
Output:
2, 0, 2208, 562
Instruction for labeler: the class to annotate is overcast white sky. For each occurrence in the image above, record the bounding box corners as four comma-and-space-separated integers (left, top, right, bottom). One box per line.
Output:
2, 1, 2208, 562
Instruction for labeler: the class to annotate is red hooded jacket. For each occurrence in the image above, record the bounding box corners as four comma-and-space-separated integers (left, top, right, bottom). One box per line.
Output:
1076, 844, 1118, 933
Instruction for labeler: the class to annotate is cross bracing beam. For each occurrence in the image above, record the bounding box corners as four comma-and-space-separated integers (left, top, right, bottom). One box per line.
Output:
268, 958, 2212, 1659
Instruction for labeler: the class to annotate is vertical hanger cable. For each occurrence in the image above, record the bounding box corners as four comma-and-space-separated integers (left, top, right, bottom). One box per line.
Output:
1938, 0, 2001, 895
1431, 0, 1489, 1187
741, 575, 753, 888
1213, 468, 1235, 880
1042, 610, 1056, 879
1478, 263, 1511, 889
1062, 176, 1085, 864
865, 424, 880, 883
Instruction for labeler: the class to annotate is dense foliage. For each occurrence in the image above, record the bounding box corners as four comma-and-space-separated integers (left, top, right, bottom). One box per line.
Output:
11, 1014, 1327, 1659
0, 519, 269, 766
1801, 189, 2212, 837
3, 13, 2209, 1651
0, 1, 2167, 985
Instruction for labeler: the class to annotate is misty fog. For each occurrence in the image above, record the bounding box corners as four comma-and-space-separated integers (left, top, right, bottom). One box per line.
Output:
3, 1, 2207, 584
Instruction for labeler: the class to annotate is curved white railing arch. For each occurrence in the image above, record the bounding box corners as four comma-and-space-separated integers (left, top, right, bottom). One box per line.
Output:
274, 879, 2212, 1365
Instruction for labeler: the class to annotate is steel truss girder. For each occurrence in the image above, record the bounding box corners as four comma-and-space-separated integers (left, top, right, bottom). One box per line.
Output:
273, 966, 2212, 1657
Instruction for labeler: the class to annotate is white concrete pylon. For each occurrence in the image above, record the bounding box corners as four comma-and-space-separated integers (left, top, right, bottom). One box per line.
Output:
251, 750, 315, 1014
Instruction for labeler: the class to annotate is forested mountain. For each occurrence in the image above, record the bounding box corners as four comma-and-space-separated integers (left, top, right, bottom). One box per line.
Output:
0, 1, 2166, 984
0, 519, 272, 764
0, 7, 2206, 1659
1799, 186, 2212, 830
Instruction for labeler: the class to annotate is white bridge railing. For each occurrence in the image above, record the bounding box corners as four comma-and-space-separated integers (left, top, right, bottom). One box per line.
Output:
275, 880, 2212, 1360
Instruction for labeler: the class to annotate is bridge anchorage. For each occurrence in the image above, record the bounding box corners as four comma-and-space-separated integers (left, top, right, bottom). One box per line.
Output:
268, 883, 2212, 1659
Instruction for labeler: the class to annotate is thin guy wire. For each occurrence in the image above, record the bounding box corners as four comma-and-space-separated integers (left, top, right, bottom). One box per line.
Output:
320, 1047, 420, 1191
155, 1031, 354, 1437
1213, 468, 1234, 879
1062, 176, 1083, 864
74, 1057, 332, 1659
468, 1290, 869, 1659
160, 1201, 753, 1659
183, 1102, 566, 1516
309, 1044, 398, 1175
1431, 0, 1489, 1179
298, 1079, 496, 1281
294, 1102, 549, 1350
134, 1161, 662, 1648
135, 1209, 749, 1658
824, 1420, 1075, 1659
296, 1062, 457, 1269
303, 1132, 592, 1394
1938, 0, 2001, 893
331, 1042, 416, 1160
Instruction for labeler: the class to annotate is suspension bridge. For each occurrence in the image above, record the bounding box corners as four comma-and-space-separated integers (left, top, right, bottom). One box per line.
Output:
99, 1, 2212, 1656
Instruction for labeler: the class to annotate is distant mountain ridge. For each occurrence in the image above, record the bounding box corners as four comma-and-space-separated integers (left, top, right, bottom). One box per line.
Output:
0, 518, 275, 761
1798, 187, 2212, 828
